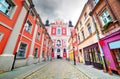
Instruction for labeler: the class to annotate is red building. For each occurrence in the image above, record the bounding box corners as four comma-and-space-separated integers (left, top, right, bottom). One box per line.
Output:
0, 0, 25, 71
0, 0, 52, 71
45, 20, 74, 59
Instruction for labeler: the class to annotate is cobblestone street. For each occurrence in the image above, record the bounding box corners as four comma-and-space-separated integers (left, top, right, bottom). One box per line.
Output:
23, 60, 90, 79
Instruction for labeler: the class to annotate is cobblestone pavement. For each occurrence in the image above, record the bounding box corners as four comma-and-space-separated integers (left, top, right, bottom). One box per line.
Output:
23, 60, 90, 79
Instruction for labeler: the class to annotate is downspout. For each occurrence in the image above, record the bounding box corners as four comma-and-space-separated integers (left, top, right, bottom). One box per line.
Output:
89, 12, 107, 72
11, 3, 33, 70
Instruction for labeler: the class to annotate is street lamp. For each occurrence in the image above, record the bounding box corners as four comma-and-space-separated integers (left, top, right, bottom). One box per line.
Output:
73, 46, 76, 65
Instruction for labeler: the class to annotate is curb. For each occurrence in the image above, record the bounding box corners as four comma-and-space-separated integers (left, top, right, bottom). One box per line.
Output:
15, 62, 50, 79
68, 61, 100, 79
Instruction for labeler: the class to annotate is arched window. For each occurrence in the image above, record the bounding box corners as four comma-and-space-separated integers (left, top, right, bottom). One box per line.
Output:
57, 48, 60, 52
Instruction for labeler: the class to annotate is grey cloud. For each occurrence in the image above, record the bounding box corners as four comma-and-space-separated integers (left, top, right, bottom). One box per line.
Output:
33, 0, 88, 25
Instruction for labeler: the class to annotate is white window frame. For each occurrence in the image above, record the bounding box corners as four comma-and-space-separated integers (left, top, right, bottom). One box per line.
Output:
34, 48, 38, 58
100, 10, 112, 25
36, 32, 40, 40
94, 0, 99, 5
57, 28, 61, 35
17, 42, 27, 58
87, 23, 92, 35
82, 31, 85, 40
29, 10, 35, 18
25, 20, 32, 33
0, 0, 15, 17
0, 32, 4, 42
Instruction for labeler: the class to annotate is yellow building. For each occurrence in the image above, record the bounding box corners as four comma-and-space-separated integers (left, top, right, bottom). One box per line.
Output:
75, 1, 103, 69
68, 36, 73, 60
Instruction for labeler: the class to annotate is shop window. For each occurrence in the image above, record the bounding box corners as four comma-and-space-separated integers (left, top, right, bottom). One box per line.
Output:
0, 33, 4, 42
87, 23, 92, 35
112, 49, 120, 67
100, 10, 112, 25
94, 47, 100, 63
25, 20, 32, 33
0, 0, 15, 17
17, 42, 27, 58
84, 50, 90, 61
34, 48, 38, 58
36, 32, 40, 40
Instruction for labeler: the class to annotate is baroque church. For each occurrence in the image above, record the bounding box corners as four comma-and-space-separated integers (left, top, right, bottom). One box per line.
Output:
45, 20, 74, 59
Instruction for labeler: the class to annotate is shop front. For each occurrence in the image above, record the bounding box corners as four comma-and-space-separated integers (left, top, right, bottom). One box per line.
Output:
100, 30, 120, 74
83, 43, 103, 69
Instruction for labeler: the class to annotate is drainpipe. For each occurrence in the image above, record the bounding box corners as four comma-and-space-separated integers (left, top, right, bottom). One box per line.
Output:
11, 4, 33, 70
89, 12, 107, 72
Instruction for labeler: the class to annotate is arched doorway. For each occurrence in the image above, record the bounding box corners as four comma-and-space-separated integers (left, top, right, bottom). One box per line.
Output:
57, 48, 61, 59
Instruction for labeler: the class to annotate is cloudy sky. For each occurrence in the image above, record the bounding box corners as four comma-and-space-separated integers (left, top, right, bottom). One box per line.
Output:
33, 0, 88, 26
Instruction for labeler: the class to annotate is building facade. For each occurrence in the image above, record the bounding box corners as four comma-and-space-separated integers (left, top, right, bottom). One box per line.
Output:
45, 20, 73, 59
0, 0, 52, 71
89, 0, 120, 74
68, 36, 73, 60
75, 1, 103, 69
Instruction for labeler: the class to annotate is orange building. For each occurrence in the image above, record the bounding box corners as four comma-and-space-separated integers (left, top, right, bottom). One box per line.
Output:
0, 0, 52, 71
0, 0, 25, 71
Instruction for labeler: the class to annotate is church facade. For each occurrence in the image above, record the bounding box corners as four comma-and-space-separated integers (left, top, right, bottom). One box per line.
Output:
45, 20, 73, 59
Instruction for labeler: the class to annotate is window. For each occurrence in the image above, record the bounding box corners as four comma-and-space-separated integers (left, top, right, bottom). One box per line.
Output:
82, 31, 85, 40
17, 42, 27, 58
57, 48, 60, 52
30, 10, 35, 18
34, 48, 38, 58
52, 48, 54, 52
36, 32, 40, 40
0, 0, 15, 16
57, 40, 61, 47
78, 35, 80, 43
94, 0, 99, 5
57, 28, 61, 35
84, 12, 87, 20
43, 39, 46, 45
87, 24, 92, 35
0, 33, 4, 42
80, 21, 82, 26
77, 27, 79, 31
64, 48, 66, 52
25, 20, 32, 33
42, 51, 44, 58
101, 10, 112, 25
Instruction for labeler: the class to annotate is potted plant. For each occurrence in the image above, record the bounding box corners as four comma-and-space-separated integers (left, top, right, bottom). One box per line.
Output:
103, 21, 113, 31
